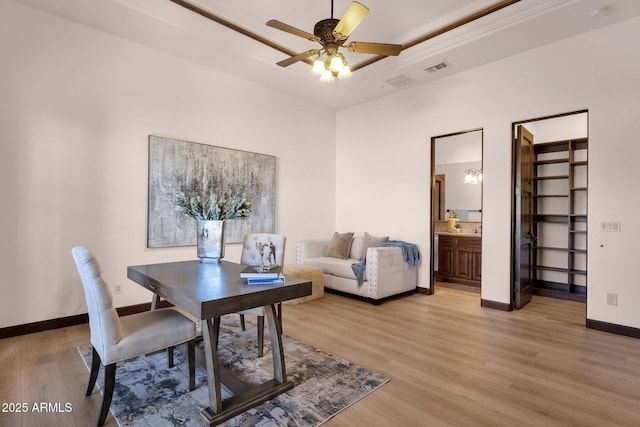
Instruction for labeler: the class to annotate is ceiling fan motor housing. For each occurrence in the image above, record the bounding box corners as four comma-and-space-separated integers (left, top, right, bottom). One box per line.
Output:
314, 18, 341, 44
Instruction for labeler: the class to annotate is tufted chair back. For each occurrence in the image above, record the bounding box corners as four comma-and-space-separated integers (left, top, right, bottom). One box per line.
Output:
72, 246, 197, 426
240, 233, 286, 268
71, 246, 123, 364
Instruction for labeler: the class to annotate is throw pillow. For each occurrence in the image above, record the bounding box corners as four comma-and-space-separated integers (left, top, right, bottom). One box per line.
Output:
360, 232, 389, 259
325, 232, 354, 259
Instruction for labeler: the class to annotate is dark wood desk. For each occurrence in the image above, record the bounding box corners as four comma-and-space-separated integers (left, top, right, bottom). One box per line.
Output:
127, 260, 312, 426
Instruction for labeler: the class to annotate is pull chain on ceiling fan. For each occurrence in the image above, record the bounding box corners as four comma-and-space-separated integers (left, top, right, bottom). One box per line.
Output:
266, 0, 402, 82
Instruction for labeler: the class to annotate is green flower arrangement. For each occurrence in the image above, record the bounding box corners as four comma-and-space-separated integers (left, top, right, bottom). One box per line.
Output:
175, 192, 253, 221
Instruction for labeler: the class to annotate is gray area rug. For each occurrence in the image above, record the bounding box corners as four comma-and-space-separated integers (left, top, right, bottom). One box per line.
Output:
78, 315, 388, 426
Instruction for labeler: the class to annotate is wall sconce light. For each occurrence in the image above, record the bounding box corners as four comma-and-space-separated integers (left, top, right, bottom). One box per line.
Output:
464, 168, 482, 184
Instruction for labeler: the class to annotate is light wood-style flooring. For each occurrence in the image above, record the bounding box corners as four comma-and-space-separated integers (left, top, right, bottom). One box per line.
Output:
2, 284, 640, 426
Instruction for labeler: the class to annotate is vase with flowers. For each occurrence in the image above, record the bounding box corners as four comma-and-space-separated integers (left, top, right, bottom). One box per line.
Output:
175, 191, 252, 262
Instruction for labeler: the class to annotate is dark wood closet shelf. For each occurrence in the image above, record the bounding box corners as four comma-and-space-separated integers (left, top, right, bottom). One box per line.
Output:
532, 138, 588, 302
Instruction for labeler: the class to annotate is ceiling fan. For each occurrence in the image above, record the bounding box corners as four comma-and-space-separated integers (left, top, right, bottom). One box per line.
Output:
266, 0, 403, 81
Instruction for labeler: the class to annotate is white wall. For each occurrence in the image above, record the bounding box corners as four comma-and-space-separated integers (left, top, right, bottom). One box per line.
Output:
336, 17, 640, 328
0, 1, 336, 328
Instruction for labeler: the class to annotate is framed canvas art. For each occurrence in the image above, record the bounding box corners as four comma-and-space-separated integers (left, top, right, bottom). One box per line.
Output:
147, 135, 276, 247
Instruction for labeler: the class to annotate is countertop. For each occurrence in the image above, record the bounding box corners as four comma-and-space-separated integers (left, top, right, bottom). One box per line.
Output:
436, 231, 482, 237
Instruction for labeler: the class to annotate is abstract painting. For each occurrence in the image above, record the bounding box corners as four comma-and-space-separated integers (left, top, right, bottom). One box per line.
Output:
147, 135, 275, 247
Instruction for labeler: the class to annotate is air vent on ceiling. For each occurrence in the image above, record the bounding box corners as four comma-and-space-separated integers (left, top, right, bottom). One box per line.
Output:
385, 74, 415, 88
424, 60, 452, 73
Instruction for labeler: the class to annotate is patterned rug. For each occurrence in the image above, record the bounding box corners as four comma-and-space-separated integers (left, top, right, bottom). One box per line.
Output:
78, 315, 388, 426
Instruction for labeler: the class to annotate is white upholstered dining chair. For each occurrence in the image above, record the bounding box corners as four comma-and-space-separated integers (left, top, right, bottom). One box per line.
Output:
239, 233, 286, 357
71, 246, 197, 427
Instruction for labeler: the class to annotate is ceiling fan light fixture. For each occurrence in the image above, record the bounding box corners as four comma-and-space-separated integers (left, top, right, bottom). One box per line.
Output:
338, 64, 352, 79
319, 68, 335, 82
329, 53, 346, 72
311, 56, 326, 75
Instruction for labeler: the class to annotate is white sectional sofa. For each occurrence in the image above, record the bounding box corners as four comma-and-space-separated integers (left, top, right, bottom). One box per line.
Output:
295, 233, 418, 304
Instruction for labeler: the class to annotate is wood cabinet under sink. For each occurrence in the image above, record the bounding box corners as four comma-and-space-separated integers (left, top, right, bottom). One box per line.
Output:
437, 234, 481, 287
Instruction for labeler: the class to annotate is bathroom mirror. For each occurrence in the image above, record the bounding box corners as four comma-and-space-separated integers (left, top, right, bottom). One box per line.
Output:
430, 129, 483, 290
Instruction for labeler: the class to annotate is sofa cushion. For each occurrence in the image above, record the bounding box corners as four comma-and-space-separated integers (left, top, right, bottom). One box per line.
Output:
359, 232, 389, 259
331, 258, 361, 281
325, 232, 354, 259
304, 256, 361, 281
349, 236, 365, 260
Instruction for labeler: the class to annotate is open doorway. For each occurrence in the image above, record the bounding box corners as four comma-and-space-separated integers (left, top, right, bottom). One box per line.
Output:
430, 129, 483, 295
512, 111, 588, 309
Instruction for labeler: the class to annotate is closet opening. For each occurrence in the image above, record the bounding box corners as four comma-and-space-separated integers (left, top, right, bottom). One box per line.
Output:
512, 110, 588, 309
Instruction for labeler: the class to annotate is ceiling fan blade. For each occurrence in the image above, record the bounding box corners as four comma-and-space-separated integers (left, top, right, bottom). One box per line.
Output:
346, 41, 403, 56
276, 49, 320, 67
267, 19, 319, 42
333, 2, 369, 40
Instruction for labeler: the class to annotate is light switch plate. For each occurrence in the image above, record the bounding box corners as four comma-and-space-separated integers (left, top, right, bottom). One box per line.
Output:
600, 221, 621, 232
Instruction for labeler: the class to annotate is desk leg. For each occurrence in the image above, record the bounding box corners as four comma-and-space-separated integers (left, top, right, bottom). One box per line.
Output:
200, 309, 292, 425
151, 294, 161, 310
201, 317, 223, 415
265, 304, 286, 383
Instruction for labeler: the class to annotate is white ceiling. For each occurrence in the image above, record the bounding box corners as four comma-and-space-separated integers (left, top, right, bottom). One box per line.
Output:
14, 0, 640, 110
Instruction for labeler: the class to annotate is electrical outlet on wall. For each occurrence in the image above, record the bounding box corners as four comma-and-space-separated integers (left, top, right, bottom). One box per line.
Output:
606, 293, 617, 306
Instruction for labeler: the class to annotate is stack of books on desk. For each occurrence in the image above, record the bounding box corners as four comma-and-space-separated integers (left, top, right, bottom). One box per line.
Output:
240, 265, 285, 285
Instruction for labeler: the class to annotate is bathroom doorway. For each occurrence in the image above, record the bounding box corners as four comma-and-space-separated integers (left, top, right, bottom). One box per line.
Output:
430, 129, 484, 294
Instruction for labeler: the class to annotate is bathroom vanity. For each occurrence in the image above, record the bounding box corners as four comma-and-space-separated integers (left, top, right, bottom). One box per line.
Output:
436, 232, 481, 287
